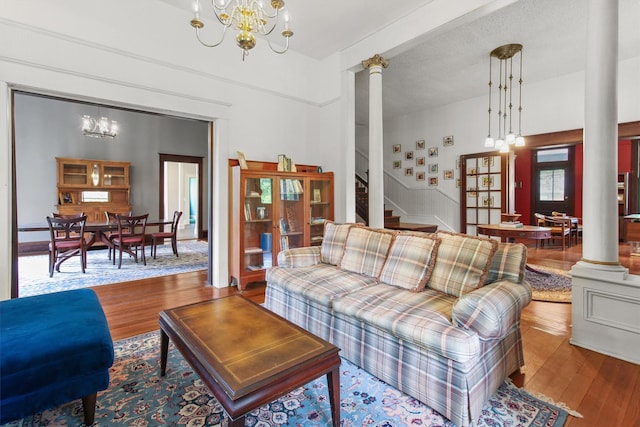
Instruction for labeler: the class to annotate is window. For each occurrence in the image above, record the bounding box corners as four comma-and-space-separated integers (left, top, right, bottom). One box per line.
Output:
537, 148, 569, 163
539, 169, 565, 201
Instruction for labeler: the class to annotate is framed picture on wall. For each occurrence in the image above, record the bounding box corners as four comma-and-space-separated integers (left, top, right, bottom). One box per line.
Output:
443, 169, 454, 180
405, 151, 414, 160
428, 147, 438, 157
393, 160, 401, 169
416, 171, 425, 181
393, 144, 401, 153
429, 177, 438, 186
416, 157, 425, 166
429, 163, 438, 174
59, 191, 75, 205
416, 140, 426, 150
405, 167, 413, 176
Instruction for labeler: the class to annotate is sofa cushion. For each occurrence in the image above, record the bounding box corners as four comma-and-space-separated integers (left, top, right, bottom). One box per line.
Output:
320, 221, 360, 265
427, 231, 498, 297
379, 233, 440, 292
484, 243, 527, 284
339, 227, 395, 279
267, 263, 378, 307
333, 285, 479, 363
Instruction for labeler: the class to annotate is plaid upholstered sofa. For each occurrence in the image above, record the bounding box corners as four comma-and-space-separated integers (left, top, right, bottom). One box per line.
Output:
264, 222, 531, 427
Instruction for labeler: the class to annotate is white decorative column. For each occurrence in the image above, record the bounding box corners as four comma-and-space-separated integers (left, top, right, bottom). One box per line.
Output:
362, 54, 389, 229
570, 0, 640, 365
580, 0, 622, 269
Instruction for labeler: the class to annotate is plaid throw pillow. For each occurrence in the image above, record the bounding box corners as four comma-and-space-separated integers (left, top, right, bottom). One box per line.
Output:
484, 243, 527, 284
379, 233, 440, 292
427, 231, 498, 297
320, 221, 359, 265
339, 227, 395, 279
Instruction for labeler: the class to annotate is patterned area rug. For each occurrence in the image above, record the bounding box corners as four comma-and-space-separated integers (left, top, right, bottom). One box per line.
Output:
2, 331, 579, 427
526, 264, 572, 303
18, 241, 208, 297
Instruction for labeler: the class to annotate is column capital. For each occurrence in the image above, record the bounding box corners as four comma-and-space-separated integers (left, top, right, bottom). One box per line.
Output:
362, 54, 389, 70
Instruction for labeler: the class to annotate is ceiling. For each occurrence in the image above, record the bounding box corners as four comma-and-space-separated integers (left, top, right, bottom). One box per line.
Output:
159, 0, 639, 124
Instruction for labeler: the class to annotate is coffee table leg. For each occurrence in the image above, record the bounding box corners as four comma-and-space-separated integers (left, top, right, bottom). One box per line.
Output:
327, 367, 341, 427
160, 329, 169, 376
228, 414, 245, 427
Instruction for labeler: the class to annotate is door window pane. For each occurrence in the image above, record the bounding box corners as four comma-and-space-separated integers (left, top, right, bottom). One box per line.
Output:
539, 169, 565, 201
537, 148, 569, 163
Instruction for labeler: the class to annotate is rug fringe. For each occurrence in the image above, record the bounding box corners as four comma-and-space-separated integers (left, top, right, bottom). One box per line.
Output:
504, 378, 583, 418
527, 390, 583, 418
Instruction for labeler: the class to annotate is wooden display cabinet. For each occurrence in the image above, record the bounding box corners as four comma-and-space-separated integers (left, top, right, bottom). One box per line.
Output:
309, 177, 334, 246
56, 157, 131, 223
229, 162, 334, 290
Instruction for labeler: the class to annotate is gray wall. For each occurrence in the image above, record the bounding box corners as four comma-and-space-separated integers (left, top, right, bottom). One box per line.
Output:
15, 92, 209, 242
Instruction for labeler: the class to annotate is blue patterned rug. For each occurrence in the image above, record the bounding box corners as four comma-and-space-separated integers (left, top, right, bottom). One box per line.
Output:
2, 331, 579, 427
18, 241, 208, 297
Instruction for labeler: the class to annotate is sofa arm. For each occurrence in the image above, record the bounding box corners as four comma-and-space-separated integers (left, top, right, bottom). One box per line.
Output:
276, 246, 322, 268
451, 280, 532, 340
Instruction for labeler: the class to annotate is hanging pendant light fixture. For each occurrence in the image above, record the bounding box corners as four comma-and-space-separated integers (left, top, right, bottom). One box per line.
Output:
82, 114, 118, 138
484, 43, 524, 151
190, 0, 293, 61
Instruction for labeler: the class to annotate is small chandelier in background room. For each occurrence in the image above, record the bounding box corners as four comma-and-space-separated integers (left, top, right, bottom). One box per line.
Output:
190, 0, 293, 61
484, 43, 524, 152
82, 115, 118, 139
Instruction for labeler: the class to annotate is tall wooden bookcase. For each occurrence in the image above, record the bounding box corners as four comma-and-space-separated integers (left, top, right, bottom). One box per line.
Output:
56, 157, 131, 222
229, 161, 334, 290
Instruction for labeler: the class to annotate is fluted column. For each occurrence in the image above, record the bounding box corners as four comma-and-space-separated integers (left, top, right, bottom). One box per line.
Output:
362, 54, 389, 229
579, 0, 623, 271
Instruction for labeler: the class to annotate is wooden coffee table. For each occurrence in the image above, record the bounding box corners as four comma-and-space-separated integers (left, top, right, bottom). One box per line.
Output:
159, 295, 341, 427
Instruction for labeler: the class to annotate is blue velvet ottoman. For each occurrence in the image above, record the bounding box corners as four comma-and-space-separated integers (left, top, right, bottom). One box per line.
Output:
0, 288, 114, 425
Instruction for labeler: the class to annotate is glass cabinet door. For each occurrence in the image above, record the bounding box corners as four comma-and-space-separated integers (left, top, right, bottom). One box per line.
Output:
242, 176, 274, 272
309, 177, 334, 246
277, 178, 305, 251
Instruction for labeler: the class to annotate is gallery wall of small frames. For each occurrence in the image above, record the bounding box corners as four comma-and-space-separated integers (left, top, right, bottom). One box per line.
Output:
392, 135, 457, 187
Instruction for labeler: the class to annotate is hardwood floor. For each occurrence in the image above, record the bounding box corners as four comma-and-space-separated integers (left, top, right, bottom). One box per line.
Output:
92, 242, 639, 426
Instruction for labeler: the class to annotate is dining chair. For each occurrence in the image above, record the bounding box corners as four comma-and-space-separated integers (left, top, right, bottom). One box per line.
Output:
535, 213, 571, 250
151, 210, 183, 259
51, 212, 85, 238
104, 211, 131, 260
112, 213, 148, 269
46, 215, 88, 277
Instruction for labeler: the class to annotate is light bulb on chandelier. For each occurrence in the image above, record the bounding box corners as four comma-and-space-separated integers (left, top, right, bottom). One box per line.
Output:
81, 115, 118, 138
190, 0, 294, 61
483, 44, 524, 152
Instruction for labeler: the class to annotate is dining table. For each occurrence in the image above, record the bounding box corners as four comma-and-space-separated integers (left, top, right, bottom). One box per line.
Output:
18, 218, 172, 251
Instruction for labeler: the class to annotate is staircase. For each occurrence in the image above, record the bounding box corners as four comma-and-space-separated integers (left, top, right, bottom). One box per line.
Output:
355, 175, 400, 227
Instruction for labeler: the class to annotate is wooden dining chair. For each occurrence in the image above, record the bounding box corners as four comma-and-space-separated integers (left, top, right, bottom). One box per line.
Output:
535, 213, 571, 250
46, 215, 88, 277
151, 210, 183, 259
51, 212, 85, 238
112, 213, 148, 269
104, 211, 131, 260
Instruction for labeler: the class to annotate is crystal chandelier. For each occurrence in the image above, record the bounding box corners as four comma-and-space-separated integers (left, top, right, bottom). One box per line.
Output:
484, 44, 524, 152
82, 115, 118, 138
190, 0, 293, 61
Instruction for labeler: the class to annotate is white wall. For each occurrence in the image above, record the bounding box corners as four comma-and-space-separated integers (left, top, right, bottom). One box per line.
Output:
0, 0, 341, 298
368, 55, 640, 231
